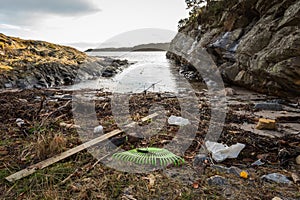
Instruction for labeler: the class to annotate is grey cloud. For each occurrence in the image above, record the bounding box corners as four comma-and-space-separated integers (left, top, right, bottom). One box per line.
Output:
0, 0, 100, 24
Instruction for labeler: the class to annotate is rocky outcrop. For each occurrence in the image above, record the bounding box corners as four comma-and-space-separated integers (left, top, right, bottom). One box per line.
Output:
0, 33, 128, 89
167, 0, 300, 96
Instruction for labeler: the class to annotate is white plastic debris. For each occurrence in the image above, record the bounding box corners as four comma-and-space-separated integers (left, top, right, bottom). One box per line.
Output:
93, 125, 104, 134
16, 118, 25, 127
205, 141, 245, 162
251, 159, 265, 166
168, 115, 190, 126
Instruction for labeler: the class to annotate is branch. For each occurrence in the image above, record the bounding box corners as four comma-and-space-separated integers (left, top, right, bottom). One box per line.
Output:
143, 81, 162, 94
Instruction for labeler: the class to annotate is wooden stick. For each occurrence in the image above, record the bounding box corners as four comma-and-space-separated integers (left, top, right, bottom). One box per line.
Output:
40, 100, 71, 127
143, 81, 162, 94
5, 113, 159, 182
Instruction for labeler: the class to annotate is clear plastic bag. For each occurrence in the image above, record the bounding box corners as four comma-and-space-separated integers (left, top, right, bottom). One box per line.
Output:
205, 141, 245, 162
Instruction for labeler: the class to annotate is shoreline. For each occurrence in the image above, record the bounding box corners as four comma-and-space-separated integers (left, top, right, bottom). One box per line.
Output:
0, 56, 130, 90
0, 86, 299, 199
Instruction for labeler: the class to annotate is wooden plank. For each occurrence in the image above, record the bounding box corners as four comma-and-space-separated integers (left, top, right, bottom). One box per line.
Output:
5, 112, 159, 182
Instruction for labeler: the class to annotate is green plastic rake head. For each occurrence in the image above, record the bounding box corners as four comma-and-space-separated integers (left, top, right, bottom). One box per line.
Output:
112, 147, 184, 167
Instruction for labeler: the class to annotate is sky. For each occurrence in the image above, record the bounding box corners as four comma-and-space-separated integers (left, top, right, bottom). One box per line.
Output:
0, 0, 189, 50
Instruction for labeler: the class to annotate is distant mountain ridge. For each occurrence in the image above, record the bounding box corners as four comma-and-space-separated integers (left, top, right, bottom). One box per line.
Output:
85, 42, 170, 52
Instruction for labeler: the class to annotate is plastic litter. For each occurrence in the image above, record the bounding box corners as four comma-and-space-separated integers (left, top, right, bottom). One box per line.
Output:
256, 118, 276, 130
93, 125, 104, 134
168, 115, 190, 126
240, 171, 249, 179
16, 118, 25, 127
261, 173, 292, 184
212, 165, 249, 179
251, 159, 265, 166
228, 166, 243, 176
205, 141, 245, 162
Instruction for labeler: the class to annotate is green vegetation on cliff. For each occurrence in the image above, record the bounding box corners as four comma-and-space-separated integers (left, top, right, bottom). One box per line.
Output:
179, 0, 240, 31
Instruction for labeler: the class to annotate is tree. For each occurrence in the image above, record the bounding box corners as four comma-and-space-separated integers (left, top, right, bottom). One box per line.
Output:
185, 0, 206, 9
178, 0, 212, 29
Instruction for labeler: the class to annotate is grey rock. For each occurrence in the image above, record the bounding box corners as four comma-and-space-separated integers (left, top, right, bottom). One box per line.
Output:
101, 71, 114, 77
261, 173, 292, 184
220, 63, 240, 82
212, 165, 247, 177
193, 154, 209, 166
225, 87, 236, 96
200, 28, 221, 47
208, 29, 244, 63
254, 103, 283, 111
211, 165, 229, 173
101, 66, 117, 77
214, 29, 243, 49
278, 0, 300, 28
227, 166, 242, 176
4, 83, 12, 88
167, 0, 300, 97
0, 56, 127, 89
112, 59, 128, 66
62, 95, 72, 100
16, 79, 28, 89
207, 175, 227, 186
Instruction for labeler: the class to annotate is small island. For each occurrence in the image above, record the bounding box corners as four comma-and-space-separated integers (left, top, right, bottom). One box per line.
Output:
85, 42, 170, 52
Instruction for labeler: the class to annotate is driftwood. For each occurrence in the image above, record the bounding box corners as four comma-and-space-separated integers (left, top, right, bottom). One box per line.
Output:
5, 113, 159, 182
40, 100, 71, 127
143, 81, 161, 94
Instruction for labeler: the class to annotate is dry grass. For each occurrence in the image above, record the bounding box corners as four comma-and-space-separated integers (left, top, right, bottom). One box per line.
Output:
0, 65, 13, 71
35, 133, 67, 160
0, 33, 87, 75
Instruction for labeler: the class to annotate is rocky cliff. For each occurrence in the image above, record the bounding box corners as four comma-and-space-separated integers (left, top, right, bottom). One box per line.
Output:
167, 0, 300, 96
0, 33, 128, 89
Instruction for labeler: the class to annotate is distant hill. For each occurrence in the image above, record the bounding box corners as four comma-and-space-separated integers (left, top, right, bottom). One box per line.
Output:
85, 42, 170, 52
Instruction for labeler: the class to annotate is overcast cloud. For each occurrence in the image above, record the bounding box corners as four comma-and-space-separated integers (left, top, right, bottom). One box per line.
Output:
0, 0, 188, 50
0, 0, 100, 25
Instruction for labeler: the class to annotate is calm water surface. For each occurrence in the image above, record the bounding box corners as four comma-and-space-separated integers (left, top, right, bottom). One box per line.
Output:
69, 51, 200, 93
